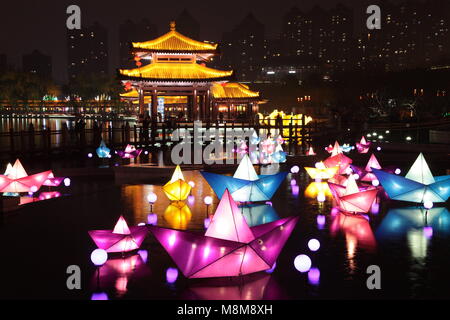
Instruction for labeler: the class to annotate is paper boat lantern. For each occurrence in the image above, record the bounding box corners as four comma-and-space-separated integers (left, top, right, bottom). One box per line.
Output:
372, 153, 450, 204
96, 140, 111, 158
356, 136, 371, 153
341, 143, 354, 153
149, 189, 298, 278
88, 216, 148, 253
164, 201, 192, 230
272, 144, 287, 163
117, 144, 142, 158
3, 163, 13, 176
304, 162, 338, 180
201, 155, 287, 202
350, 153, 382, 182
306, 147, 316, 156
323, 153, 352, 175
163, 166, 192, 201
42, 172, 65, 187
328, 175, 378, 213
330, 141, 342, 156
0, 159, 52, 193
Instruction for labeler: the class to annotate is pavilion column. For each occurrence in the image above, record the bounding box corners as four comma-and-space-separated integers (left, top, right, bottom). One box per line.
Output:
212, 102, 218, 121
193, 89, 198, 121
138, 88, 145, 116
151, 89, 158, 121
205, 89, 210, 122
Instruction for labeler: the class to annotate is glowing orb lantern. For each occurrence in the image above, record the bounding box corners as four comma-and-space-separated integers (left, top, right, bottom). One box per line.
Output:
91, 249, 108, 266
294, 255, 312, 273
308, 239, 321, 252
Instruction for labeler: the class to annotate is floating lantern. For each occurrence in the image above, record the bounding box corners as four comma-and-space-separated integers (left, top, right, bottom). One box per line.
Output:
308, 239, 321, 252
88, 216, 148, 253
306, 146, 316, 156
294, 255, 312, 273
88, 153, 93, 158
291, 166, 300, 174
356, 136, 371, 153
148, 189, 298, 278
395, 168, 401, 175
96, 140, 111, 158
372, 153, 450, 204
201, 154, 287, 202
63, 178, 71, 187
91, 249, 108, 266
304, 163, 338, 180
163, 166, 191, 201
323, 153, 352, 175
117, 144, 142, 159
424, 201, 433, 210
0, 159, 52, 194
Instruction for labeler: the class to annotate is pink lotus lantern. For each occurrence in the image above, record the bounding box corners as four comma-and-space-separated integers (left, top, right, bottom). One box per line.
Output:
117, 144, 142, 159
328, 175, 378, 213
0, 159, 52, 193
356, 136, 371, 153
88, 216, 148, 253
306, 147, 316, 156
323, 153, 352, 175
149, 189, 298, 278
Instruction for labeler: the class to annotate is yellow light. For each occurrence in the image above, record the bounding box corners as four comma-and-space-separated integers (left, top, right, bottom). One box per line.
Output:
163, 166, 192, 201
304, 182, 332, 198
164, 201, 192, 230
304, 165, 339, 180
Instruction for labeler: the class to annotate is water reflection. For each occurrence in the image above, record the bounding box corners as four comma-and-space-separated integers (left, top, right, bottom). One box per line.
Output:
304, 182, 332, 199
184, 273, 275, 300
239, 204, 280, 227
164, 201, 192, 230
90, 253, 150, 299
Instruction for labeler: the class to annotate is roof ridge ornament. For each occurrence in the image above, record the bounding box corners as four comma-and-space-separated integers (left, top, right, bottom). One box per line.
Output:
170, 21, 176, 31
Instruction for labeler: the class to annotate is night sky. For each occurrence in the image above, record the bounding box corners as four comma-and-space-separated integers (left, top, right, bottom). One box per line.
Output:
0, 0, 407, 83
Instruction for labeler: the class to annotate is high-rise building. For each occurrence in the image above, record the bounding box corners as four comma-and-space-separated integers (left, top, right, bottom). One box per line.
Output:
119, 19, 158, 68
221, 13, 265, 81
175, 9, 200, 40
0, 53, 6, 73
22, 50, 52, 78
67, 22, 108, 80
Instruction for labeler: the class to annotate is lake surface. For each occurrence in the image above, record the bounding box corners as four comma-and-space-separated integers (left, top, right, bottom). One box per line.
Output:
0, 160, 449, 300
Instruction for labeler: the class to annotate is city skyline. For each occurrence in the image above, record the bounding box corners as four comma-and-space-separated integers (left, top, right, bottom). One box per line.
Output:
0, 0, 445, 83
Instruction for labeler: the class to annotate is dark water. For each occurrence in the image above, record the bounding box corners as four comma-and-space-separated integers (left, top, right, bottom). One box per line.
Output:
0, 164, 449, 300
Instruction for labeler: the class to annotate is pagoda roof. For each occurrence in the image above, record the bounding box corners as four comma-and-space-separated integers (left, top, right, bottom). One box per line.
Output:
119, 62, 233, 82
132, 21, 218, 54
211, 82, 260, 99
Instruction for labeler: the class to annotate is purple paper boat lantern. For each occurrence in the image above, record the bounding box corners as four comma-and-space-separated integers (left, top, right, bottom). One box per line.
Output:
88, 216, 148, 253
117, 144, 142, 159
149, 189, 298, 278
43, 172, 66, 187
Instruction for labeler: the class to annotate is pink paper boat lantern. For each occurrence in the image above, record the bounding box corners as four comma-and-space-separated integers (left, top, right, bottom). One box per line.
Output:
88, 216, 148, 253
117, 144, 142, 159
43, 172, 66, 187
361, 153, 382, 182
328, 175, 378, 213
323, 153, 352, 175
356, 136, 371, 153
149, 189, 298, 278
0, 159, 51, 193
306, 146, 316, 156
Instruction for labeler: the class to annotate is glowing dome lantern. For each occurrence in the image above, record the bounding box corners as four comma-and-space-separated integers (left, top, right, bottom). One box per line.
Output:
372, 153, 450, 204
356, 136, 371, 153
96, 140, 111, 158
0, 159, 52, 193
148, 189, 298, 278
201, 154, 287, 202
328, 175, 378, 213
163, 165, 192, 201
88, 216, 148, 253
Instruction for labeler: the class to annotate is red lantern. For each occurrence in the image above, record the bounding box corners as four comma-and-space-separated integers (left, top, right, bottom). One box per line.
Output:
136, 61, 142, 67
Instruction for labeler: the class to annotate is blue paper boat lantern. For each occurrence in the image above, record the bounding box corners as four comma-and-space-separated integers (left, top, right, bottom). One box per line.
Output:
372, 153, 450, 204
96, 140, 111, 158
201, 155, 287, 202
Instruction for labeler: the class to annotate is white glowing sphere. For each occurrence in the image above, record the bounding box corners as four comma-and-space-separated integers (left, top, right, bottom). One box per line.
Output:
424, 201, 433, 210
63, 178, 71, 187
188, 181, 195, 188
204, 196, 213, 205
308, 239, 321, 252
88, 153, 93, 158
377, 147, 381, 151
90, 249, 108, 266
372, 180, 380, 187
317, 193, 326, 202
395, 168, 401, 175
30, 185, 38, 193
147, 192, 157, 203
294, 254, 312, 273
345, 167, 353, 175
290, 166, 300, 174
353, 174, 360, 180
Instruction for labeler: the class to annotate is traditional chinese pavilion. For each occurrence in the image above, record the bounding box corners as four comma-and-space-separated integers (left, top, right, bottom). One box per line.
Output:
119, 21, 261, 122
